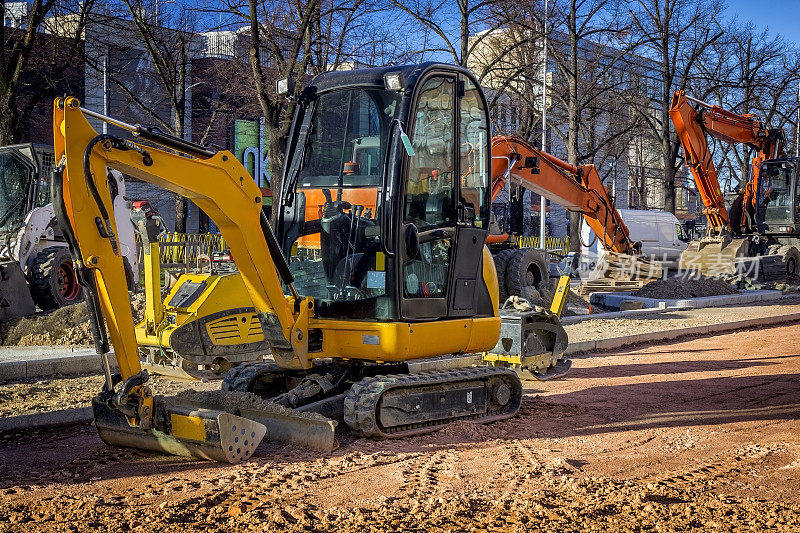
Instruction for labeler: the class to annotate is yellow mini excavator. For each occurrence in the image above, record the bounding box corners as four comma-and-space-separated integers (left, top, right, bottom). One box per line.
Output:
53, 62, 568, 463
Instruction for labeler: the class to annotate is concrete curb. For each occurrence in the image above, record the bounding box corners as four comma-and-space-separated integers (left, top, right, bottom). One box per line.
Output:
561, 306, 689, 325
0, 351, 117, 381
565, 311, 800, 355
589, 290, 782, 311
0, 407, 93, 434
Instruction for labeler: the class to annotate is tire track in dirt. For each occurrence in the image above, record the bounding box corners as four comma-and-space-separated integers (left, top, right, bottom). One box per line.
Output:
394, 448, 459, 503
643, 444, 781, 490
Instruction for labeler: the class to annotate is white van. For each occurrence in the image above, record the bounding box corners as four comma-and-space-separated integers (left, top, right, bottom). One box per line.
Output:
579, 209, 688, 271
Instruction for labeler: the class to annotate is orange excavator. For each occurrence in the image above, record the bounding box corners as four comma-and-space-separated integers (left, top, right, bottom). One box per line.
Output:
669, 91, 798, 279
486, 136, 656, 301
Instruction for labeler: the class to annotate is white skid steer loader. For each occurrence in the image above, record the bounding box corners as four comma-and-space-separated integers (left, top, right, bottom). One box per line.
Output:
0, 144, 136, 321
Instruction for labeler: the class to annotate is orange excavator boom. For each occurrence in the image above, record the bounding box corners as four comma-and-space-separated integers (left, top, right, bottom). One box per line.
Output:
669, 91, 784, 235
490, 136, 639, 255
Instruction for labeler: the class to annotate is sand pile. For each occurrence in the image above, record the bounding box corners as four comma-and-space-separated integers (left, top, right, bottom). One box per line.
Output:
632, 276, 738, 299
0, 292, 146, 347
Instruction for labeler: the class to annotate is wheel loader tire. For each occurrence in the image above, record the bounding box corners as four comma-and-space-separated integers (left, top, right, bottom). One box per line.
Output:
505, 248, 550, 304
778, 245, 800, 278
492, 249, 516, 303
28, 246, 83, 311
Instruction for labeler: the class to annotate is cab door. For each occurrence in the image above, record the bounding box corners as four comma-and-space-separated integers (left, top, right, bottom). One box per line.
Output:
398, 72, 491, 320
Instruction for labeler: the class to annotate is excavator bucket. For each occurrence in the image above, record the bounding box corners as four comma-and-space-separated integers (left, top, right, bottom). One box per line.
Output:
679, 236, 749, 277
0, 261, 36, 321
93, 397, 267, 463
93, 389, 338, 463
679, 237, 785, 281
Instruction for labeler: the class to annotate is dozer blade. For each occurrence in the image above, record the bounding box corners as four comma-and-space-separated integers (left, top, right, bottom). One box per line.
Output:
484, 303, 571, 381
679, 237, 749, 277
93, 390, 337, 463
0, 261, 36, 321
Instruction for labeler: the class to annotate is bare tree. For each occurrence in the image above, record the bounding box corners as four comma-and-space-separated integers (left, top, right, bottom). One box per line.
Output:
0, 0, 92, 145
392, 0, 503, 66
206, 0, 388, 225
630, 0, 724, 213
84, 1, 205, 231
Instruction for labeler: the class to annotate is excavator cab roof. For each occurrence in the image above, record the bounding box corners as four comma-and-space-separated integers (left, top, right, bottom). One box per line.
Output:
301, 62, 478, 96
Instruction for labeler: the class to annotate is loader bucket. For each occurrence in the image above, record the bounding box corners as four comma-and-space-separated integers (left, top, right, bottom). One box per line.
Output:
0, 261, 36, 321
93, 390, 337, 463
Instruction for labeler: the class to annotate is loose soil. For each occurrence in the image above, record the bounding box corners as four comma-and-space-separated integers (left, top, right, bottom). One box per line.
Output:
632, 276, 738, 299
1, 325, 800, 531
0, 374, 217, 417
0, 294, 145, 347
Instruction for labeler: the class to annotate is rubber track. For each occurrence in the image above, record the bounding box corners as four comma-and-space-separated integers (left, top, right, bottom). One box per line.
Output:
343, 366, 522, 438
221, 361, 281, 392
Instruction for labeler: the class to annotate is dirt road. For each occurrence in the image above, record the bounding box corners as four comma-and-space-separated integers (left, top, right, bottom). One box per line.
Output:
2, 325, 800, 531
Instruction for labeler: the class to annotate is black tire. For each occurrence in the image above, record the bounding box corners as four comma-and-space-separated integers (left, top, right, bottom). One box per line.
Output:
778, 245, 800, 278
505, 248, 550, 304
28, 246, 83, 311
492, 249, 516, 302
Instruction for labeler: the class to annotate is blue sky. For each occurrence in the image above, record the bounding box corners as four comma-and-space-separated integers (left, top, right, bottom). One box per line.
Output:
726, 0, 800, 42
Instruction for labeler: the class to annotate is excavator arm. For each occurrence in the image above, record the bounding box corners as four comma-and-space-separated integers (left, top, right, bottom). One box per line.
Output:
51, 97, 326, 463
53, 97, 307, 378
669, 91, 784, 235
490, 136, 639, 255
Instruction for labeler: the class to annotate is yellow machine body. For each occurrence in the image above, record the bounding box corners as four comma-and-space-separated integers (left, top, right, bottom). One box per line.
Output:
135, 269, 268, 378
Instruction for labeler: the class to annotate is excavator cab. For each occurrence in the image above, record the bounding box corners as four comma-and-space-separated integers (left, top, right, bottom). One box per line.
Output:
277, 64, 494, 323
758, 159, 800, 234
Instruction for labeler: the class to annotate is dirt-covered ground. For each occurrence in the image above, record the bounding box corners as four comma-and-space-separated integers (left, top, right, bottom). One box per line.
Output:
0, 294, 145, 347
632, 276, 739, 299
1, 325, 800, 531
0, 375, 217, 417
566, 297, 800, 343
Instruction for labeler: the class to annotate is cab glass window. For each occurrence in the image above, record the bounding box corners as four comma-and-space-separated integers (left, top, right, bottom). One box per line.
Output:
459, 77, 489, 228
403, 76, 456, 299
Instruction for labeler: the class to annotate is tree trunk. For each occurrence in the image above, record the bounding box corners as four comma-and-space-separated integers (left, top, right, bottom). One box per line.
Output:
460, 0, 469, 66
567, 2, 581, 252
0, 92, 20, 145
173, 76, 188, 233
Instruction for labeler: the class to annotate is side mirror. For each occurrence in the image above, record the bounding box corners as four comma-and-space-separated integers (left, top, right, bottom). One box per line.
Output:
404, 223, 419, 259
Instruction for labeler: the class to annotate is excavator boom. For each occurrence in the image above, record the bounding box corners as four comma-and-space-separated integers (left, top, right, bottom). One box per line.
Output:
491, 136, 638, 256
669, 91, 789, 279
669, 91, 783, 235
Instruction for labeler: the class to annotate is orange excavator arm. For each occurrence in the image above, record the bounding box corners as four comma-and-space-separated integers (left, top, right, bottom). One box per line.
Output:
490, 136, 639, 255
669, 91, 784, 235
